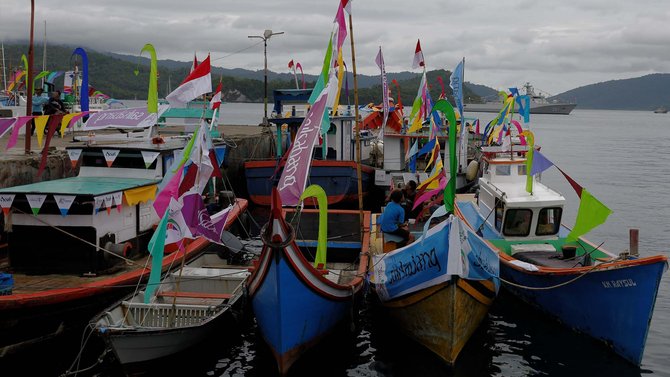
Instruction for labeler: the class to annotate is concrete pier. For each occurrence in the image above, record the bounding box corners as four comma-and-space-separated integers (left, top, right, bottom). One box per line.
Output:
0, 125, 276, 194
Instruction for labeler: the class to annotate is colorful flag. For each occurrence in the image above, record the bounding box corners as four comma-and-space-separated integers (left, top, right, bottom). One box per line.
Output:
375, 47, 390, 131
341, 0, 352, 14
0, 119, 15, 139
181, 192, 228, 244
166, 54, 212, 107
296, 62, 305, 89
102, 149, 120, 167
26, 194, 47, 216
530, 150, 554, 176
566, 189, 612, 242
67, 149, 83, 169
190, 53, 199, 73
37, 115, 64, 178
6, 116, 33, 150
140, 43, 159, 113
72, 48, 90, 113
53, 195, 76, 217
450, 60, 464, 117
145, 199, 171, 303
209, 81, 222, 110
141, 150, 160, 169
412, 39, 425, 69
0, 194, 15, 217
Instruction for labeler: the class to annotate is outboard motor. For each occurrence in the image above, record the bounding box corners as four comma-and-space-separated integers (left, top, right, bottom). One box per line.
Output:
218, 230, 246, 265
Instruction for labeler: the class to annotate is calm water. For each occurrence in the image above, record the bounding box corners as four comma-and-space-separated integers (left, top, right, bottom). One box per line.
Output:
8, 106, 669, 376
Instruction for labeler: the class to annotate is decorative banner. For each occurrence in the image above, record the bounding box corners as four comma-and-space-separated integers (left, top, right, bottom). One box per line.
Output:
6, 116, 34, 150
0, 194, 16, 216
72, 48, 89, 113
299, 185, 328, 268
140, 150, 160, 169
37, 115, 64, 178
67, 149, 83, 169
35, 115, 50, 147
94, 195, 105, 214
140, 43, 159, 114
102, 149, 120, 168
59, 112, 88, 137
82, 106, 168, 130
375, 47, 389, 132
26, 194, 47, 216
53, 195, 76, 217
0, 118, 16, 139
124, 185, 157, 206
104, 193, 114, 215
113, 191, 123, 213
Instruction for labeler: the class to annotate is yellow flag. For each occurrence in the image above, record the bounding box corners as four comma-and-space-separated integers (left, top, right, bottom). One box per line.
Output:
331, 50, 345, 115
35, 115, 50, 147
299, 184, 328, 269
60, 113, 79, 137
124, 185, 158, 206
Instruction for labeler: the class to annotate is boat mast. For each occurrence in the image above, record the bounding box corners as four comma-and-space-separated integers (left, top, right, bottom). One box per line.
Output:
1, 43, 6, 92
347, 8, 364, 226
25, 0, 35, 154
42, 20, 46, 88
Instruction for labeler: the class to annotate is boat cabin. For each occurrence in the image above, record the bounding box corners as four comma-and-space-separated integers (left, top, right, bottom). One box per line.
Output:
0, 139, 190, 275
477, 148, 566, 242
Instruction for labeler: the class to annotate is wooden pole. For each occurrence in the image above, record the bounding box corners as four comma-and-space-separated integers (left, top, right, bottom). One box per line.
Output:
348, 13, 364, 228
629, 228, 639, 256
25, 0, 35, 154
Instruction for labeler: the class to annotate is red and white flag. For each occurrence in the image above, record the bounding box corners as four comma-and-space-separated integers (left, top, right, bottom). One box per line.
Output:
412, 39, 425, 69
190, 53, 199, 73
167, 55, 212, 107
209, 82, 222, 110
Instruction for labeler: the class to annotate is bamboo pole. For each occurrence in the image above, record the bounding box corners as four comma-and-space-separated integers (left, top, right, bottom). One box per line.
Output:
348, 13, 364, 228
25, 0, 35, 154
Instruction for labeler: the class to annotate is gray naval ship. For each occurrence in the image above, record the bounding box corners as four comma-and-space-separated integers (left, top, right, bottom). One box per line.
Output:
464, 82, 577, 115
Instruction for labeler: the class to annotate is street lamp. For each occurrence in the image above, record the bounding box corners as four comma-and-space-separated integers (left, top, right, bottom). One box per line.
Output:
248, 29, 284, 126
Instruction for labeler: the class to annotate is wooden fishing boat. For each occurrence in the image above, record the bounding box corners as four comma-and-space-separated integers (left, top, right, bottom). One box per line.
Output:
455, 145, 668, 365
91, 249, 249, 365
243, 89, 375, 207
369, 215, 499, 366
0, 138, 247, 356
247, 189, 369, 375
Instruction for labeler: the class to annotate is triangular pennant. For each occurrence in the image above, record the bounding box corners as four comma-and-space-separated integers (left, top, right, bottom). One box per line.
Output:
556, 166, 584, 198
102, 149, 120, 168
209, 149, 222, 178
59, 113, 78, 137
26, 194, 47, 216
214, 146, 227, 167
566, 188, 612, 242
53, 195, 76, 217
35, 115, 50, 147
530, 150, 554, 176
140, 150, 160, 169
6, 116, 34, 150
104, 194, 114, 215
67, 149, 83, 169
179, 164, 198, 197
0, 194, 16, 217
94, 195, 104, 214
0, 118, 16, 138
37, 115, 64, 178
113, 192, 123, 213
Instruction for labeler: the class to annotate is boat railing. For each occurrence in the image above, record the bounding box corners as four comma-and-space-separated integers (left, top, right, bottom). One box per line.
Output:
122, 301, 217, 328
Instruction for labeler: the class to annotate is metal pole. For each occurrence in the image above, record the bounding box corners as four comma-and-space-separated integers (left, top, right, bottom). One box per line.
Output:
263, 38, 268, 125
42, 20, 46, 88
348, 13, 364, 227
1, 43, 6, 92
25, 0, 35, 154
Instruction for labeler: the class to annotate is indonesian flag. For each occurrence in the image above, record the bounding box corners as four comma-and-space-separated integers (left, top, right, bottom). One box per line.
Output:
412, 39, 425, 69
191, 53, 199, 73
167, 55, 212, 107
210, 82, 222, 110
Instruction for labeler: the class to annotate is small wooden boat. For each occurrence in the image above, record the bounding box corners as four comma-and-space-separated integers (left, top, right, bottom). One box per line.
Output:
92, 250, 249, 365
0, 138, 246, 355
247, 189, 369, 375
455, 145, 668, 365
369, 215, 499, 366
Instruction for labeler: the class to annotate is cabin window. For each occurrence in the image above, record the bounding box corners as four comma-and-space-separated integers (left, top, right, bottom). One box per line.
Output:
495, 165, 511, 176
517, 165, 527, 176
327, 123, 337, 135
503, 208, 532, 237
494, 200, 505, 231
536, 207, 562, 236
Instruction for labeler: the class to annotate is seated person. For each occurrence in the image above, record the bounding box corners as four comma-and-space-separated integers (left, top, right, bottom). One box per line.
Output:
380, 189, 414, 247
401, 180, 421, 219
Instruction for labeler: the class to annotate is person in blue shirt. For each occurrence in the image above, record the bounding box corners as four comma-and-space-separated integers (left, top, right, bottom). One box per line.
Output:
380, 189, 414, 247
30, 87, 48, 135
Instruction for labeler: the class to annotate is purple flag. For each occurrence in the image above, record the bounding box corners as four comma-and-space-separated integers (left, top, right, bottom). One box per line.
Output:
278, 92, 330, 206
181, 192, 227, 243
530, 150, 554, 176
0, 118, 15, 139
375, 47, 389, 130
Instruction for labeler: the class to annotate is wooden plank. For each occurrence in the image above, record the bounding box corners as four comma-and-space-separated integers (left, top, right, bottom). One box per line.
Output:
156, 291, 232, 299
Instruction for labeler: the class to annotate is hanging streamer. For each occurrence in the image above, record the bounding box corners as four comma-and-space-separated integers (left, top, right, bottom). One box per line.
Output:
0, 194, 16, 217
67, 149, 83, 169
53, 195, 76, 217
26, 194, 47, 216
71, 48, 89, 113
140, 150, 160, 169
102, 149, 120, 167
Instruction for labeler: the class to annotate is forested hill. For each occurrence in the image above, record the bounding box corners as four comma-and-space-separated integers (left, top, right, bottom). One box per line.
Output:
3, 44, 481, 105
552, 74, 670, 110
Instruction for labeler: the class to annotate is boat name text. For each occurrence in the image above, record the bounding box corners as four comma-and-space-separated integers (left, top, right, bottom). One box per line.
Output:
601, 279, 636, 288
387, 248, 441, 285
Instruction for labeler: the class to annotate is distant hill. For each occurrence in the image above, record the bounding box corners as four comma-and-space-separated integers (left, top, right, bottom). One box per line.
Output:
2, 43, 480, 104
552, 74, 670, 110
464, 82, 498, 101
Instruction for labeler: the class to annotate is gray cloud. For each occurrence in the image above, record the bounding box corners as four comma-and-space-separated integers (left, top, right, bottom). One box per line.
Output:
1, 0, 669, 94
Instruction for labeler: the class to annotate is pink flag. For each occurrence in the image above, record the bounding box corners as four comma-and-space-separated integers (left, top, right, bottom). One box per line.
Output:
413, 175, 447, 210
334, 3, 348, 51
412, 39, 425, 69
288, 60, 294, 69
341, 0, 352, 14
209, 82, 222, 110
153, 165, 184, 218
6, 116, 35, 150
0, 118, 15, 139
277, 91, 330, 206
167, 55, 212, 106
296, 63, 305, 89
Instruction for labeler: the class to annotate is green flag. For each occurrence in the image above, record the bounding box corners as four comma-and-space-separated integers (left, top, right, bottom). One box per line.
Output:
432, 99, 457, 212
299, 185, 328, 268
524, 131, 535, 194
566, 188, 612, 242
308, 36, 334, 104
140, 43, 158, 113
145, 210, 169, 303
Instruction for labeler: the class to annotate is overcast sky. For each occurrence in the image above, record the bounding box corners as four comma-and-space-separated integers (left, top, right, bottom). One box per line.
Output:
2, 0, 669, 95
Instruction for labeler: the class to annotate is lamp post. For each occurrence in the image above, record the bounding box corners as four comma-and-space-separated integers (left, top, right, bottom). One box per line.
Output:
248, 29, 284, 126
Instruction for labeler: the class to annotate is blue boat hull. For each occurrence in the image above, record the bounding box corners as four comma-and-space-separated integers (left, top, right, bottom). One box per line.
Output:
500, 258, 667, 365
